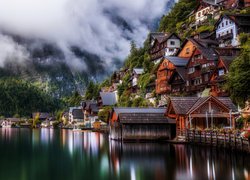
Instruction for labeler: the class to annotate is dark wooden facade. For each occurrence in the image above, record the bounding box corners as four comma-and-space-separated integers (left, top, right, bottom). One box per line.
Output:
156, 57, 188, 95
168, 67, 187, 95
110, 108, 176, 141
166, 96, 238, 136
149, 33, 181, 62
182, 38, 219, 95
209, 56, 234, 97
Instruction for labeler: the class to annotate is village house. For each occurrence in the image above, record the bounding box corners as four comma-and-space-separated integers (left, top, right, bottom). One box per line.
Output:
168, 66, 187, 95
32, 112, 50, 121
81, 100, 99, 127
178, 38, 219, 96
129, 68, 144, 93
215, 14, 250, 47
149, 32, 181, 63
209, 56, 235, 97
99, 92, 118, 106
192, 1, 221, 28
166, 96, 238, 136
69, 107, 84, 124
156, 56, 189, 97
110, 107, 176, 141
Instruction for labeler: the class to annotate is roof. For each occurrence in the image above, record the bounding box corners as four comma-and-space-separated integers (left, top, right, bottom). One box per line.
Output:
169, 97, 199, 115
113, 107, 175, 124
168, 67, 187, 83
165, 56, 189, 66
168, 96, 237, 115
220, 56, 235, 71
82, 100, 99, 113
217, 97, 237, 112
215, 14, 250, 28
100, 92, 117, 106
150, 32, 181, 44
119, 113, 175, 124
133, 68, 144, 75
72, 109, 84, 119
113, 107, 166, 115
199, 47, 218, 61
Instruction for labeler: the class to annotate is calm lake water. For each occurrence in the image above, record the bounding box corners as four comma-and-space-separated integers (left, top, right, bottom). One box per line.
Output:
0, 129, 249, 180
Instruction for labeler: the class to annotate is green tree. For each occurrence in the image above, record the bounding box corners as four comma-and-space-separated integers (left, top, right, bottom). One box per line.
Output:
226, 51, 250, 106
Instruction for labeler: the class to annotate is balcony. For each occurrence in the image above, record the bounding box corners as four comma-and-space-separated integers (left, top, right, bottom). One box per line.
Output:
201, 65, 216, 74
217, 33, 233, 41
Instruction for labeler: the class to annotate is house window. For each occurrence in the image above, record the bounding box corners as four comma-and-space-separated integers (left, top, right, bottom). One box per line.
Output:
229, 21, 232, 24
219, 25, 220, 29
226, 21, 228, 25
204, 74, 209, 82
186, 81, 189, 86
222, 22, 224, 27
202, 10, 205, 15
198, 12, 201, 17
170, 41, 175, 45
188, 67, 195, 74
231, 29, 233, 34
218, 69, 225, 76
186, 48, 190, 54
227, 30, 229, 34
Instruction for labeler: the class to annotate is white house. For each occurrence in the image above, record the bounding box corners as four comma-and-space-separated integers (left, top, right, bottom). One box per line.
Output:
195, 2, 221, 26
215, 15, 250, 47
69, 107, 84, 124
132, 68, 144, 87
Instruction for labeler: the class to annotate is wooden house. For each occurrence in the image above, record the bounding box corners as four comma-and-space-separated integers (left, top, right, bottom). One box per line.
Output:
182, 38, 219, 96
32, 112, 50, 121
149, 33, 181, 63
110, 108, 176, 141
156, 56, 189, 96
209, 56, 235, 97
166, 96, 238, 136
168, 67, 187, 95
215, 14, 250, 47
129, 68, 144, 93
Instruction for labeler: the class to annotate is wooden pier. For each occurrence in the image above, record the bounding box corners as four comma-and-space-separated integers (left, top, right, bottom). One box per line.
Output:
186, 130, 250, 153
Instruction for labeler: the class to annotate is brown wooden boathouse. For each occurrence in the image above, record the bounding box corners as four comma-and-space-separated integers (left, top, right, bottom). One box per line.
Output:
109, 108, 176, 141
166, 96, 238, 136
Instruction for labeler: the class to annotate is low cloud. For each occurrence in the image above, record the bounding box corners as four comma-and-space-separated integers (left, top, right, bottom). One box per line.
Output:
0, 0, 173, 73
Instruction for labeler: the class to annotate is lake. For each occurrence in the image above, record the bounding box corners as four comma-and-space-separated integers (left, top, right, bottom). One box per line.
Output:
0, 128, 249, 180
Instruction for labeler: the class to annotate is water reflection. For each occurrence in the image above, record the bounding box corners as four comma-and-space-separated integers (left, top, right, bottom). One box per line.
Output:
0, 129, 249, 180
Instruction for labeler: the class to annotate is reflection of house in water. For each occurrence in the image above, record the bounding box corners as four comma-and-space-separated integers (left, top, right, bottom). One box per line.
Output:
109, 142, 172, 180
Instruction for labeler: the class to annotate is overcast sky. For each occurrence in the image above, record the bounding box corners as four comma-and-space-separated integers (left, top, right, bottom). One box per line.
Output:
0, 0, 173, 72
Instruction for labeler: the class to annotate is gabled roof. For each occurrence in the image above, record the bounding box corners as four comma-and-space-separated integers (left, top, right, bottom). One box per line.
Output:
113, 107, 166, 115
215, 14, 250, 29
168, 97, 199, 115
165, 56, 189, 66
100, 92, 117, 106
150, 32, 181, 44
72, 109, 84, 119
169, 67, 188, 83
113, 107, 175, 124
219, 56, 235, 71
168, 96, 237, 115
187, 96, 237, 114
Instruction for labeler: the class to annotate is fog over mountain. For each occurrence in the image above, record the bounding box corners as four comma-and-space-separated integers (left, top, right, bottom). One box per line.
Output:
0, 0, 175, 96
